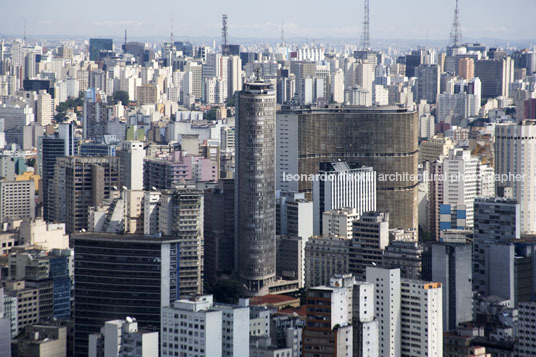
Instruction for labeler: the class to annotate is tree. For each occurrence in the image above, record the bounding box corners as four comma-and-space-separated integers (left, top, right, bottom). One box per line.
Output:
112, 91, 129, 105
206, 279, 246, 304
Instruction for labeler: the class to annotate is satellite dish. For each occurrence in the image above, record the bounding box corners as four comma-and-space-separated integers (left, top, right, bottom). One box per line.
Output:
122, 186, 128, 191
372, 262, 376, 266
152, 186, 157, 191
126, 316, 133, 323
81, 229, 86, 232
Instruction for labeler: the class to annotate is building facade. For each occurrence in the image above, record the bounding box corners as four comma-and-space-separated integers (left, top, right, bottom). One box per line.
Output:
236, 81, 277, 294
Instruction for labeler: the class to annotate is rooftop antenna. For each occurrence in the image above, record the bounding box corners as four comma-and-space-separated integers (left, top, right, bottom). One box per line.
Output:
124, 29, 127, 53
23, 18, 27, 43
255, 66, 261, 81
170, 12, 174, 44
360, 0, 370, 50
222, 14, 228, 55
449, 0, 462, 47
281, 21, 285, 47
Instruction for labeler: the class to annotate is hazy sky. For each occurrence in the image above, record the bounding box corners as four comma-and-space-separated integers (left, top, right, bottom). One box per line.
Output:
1, 0, 535, 41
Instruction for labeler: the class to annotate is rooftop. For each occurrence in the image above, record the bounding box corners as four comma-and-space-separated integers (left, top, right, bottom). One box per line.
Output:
72, 233, 181, 243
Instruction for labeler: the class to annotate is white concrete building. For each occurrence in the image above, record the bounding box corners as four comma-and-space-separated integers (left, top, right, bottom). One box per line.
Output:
332, 69, 345, 103
312, 162, 376, 235
303, 282, 353, 357
250, 306, 272, 337
88, 318, 158, 357
373, 84, 389, 106
495, 121, 536, 234
143, 191, 161, 235
19, 218, 69, 250
213, 299, 250, 357
276, 113, 299, 192
322, 207, 359, 239
118, 141, 145, 191
330, 274, 379, 357
366, 267, 401, 357
442, 149, 479, 228
419, 113, 435, 140
36, 90, 53, 126
277, 191, 313, 240
400, 280, 443, 357
161, 296, 223, 357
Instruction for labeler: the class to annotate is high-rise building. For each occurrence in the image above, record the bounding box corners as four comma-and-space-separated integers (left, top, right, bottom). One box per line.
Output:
473, 197, 520, 298
235, 81, 277, 294
458, 57, 475, 80
350, 212, 390, 280
276, 191, 313, 240
204, 179, 235, 281
495, 121, 536, 233
73, 233, 179, 357
279, 106, 418, 230
88, 318, 158, 357
0, 288, 11, 356
117, 141, 145, 190
366, 267, 401, 357
302, 283, 353, 356
475, 57, 513, 99
161, 295, 222, 356
428, 242, 473, 331
420, 136, 454, 163
37, 90, 53, 126
0, 180, 35, 222
324, 274, 380, 357
322, 207, 360, 239
39, 123, 76, 221
227, 55, 243, 100
304, 236, 350, 288
158, 184, 204, 297
366, 267, 443, 357
161, 295, 250, 357
441, 149, 479, 228
415, 64, 440, 104
83, 88, 108, 140
136, 84, 157, 105
312, 162, 376, 235
213, 299, 250, 357
89, 38, 113, 61
523, 98, 536, 120
400, 280, 443, 357
276, 235, 305, 287
276, 112, 299, 193
382, 238, 422, 280
50, 156, 120, 233
516, 302, 536, 357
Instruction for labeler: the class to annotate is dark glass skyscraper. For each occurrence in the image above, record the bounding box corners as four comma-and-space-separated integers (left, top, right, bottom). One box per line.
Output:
236, 81, 277, 294
89, 38, 113, 61
39, 123, 76, 221
73, 233, 179, 357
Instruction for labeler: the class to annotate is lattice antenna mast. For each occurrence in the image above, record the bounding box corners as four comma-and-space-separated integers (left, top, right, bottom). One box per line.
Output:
449, 0, 462, 47
170, 12, 174, 44
281, 21, 284, 47
222, 14, 228, 47
360, 0, 370, 50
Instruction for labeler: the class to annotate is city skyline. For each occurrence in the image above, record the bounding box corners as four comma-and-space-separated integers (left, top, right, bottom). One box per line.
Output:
1, 0, 535, 41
